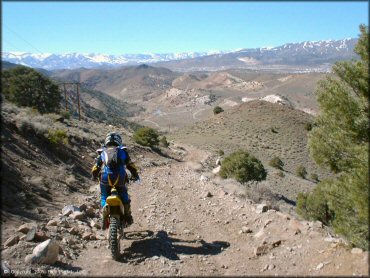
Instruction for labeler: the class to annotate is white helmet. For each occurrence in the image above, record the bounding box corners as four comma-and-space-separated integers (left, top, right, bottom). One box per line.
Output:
104, 132, 122, 147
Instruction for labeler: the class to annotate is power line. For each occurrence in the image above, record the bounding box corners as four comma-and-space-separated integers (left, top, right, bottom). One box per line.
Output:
3, 39, 25, 52
4, 24, 43, 53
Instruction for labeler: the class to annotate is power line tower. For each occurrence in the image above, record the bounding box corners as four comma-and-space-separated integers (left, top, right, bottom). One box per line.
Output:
58, 82, 82, 120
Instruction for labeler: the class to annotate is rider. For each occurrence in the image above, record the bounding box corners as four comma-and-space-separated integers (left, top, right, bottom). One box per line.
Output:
91, 132, 140, 229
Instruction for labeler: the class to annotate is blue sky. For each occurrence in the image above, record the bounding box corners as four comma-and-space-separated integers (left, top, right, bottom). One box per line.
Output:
2, 1, 368, 54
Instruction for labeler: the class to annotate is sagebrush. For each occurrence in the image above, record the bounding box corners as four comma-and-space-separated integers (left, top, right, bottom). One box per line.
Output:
219, 149, 266, 183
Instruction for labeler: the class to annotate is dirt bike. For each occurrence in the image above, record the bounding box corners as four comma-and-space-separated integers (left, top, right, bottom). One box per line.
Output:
104, 186, 126, 260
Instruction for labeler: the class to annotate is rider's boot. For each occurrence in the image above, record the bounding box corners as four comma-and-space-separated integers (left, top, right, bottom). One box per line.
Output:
123, 203, 133, 226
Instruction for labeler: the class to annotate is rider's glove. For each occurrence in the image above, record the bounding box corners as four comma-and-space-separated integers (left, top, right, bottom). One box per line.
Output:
91, 165, 100, 181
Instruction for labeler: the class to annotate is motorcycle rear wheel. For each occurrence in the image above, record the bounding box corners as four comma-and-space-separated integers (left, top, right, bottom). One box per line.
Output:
109, 216, 120, 260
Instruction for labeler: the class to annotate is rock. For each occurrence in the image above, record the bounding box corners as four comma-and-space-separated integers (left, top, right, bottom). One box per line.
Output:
183, 229, 191, 235
316, 263, 324, 270
256, 204, 268, 214
17, 223, 37, 234
79, 204, 87, 211
25, 239, 59, 265
25, 254, 35, 264
35, 231, 49, 242
241, 226, 252, 233
90, 220, 101, 229
82, 232, 92, 240
70, 211, 85, 220
200, 175, 210, 182
351, 248, 363, 254
324, 237, 343, 243
20, 235, 27, 241
95, 233, 106, 240
254, 228, 264, 238
58, 219, 70, 228
47, 219, 58, 227
268, 264, 275, 270
262, 264, 269, 272
254, 244, 270, 256
26, 227, 37, 241
212, 166, 221, 174
216, 157, 222, 166
67, 227, 79, 235
47, 226, 58, 233
289, 219, 306, 234
85, 207, 96, 217
55, 116, 64, 123
4, 235, 19, 247
62, 205, 80, 217
313, 221, 323, 230
66, 238, 77, 246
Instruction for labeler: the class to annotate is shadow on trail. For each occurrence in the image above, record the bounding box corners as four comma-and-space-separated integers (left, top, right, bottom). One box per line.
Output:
279, 195, 296, 206
53, 261, 83, 273
119, 230, 230, 263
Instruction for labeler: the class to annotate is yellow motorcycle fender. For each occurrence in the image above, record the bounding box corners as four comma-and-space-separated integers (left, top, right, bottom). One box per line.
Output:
106, 195, 123, 206
106, 196, 125, 216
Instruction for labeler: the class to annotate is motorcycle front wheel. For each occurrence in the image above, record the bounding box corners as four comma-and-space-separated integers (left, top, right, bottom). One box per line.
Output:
109, 216, 120, 260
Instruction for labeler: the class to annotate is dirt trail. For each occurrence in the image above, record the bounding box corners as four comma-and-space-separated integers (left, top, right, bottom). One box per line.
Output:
73, 145, 368, 276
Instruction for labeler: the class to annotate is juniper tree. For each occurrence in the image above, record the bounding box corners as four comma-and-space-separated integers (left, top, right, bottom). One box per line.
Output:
301, 25, 369, 249
2, 66, 61, 114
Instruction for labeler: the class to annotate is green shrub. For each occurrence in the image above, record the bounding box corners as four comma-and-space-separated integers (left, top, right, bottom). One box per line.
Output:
219, 149, 266, 183
133, 127, 159, 147
296, 183, 335, 226
47, 129, 68, 145
159, 136, 170, 147
217, 149, 224, 156
60, 110, 71, 120
213, 106, 224, 115
310, 173, 319, 182
268, 156, 284, 170
296, 165, 307, 178
2, 66, 61, 114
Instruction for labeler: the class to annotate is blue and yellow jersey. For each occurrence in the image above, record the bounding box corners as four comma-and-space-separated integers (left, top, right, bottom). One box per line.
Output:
91, 145, 139, 186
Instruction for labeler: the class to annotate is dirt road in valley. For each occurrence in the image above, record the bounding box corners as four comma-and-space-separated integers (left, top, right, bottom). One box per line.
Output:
73, 145, 368, 276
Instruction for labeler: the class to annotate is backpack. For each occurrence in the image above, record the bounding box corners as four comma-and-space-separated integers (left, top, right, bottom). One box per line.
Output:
103, 147, 119, 170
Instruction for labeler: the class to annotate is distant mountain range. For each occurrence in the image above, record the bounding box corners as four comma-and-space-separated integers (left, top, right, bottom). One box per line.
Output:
156, 38, 358, 72
1, 50, 230, 70
2, 38, 358, 71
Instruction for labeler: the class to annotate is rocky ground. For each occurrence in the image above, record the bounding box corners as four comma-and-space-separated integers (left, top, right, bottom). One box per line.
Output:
1, 144, 368, 277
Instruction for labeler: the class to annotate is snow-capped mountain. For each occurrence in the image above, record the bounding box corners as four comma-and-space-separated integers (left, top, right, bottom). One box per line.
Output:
1, 38, 357, 70
1, 51, 230, 70
156, 38, 358, 72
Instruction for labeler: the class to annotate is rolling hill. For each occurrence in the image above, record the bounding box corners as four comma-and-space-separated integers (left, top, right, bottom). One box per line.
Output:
170, 100, 328, 179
